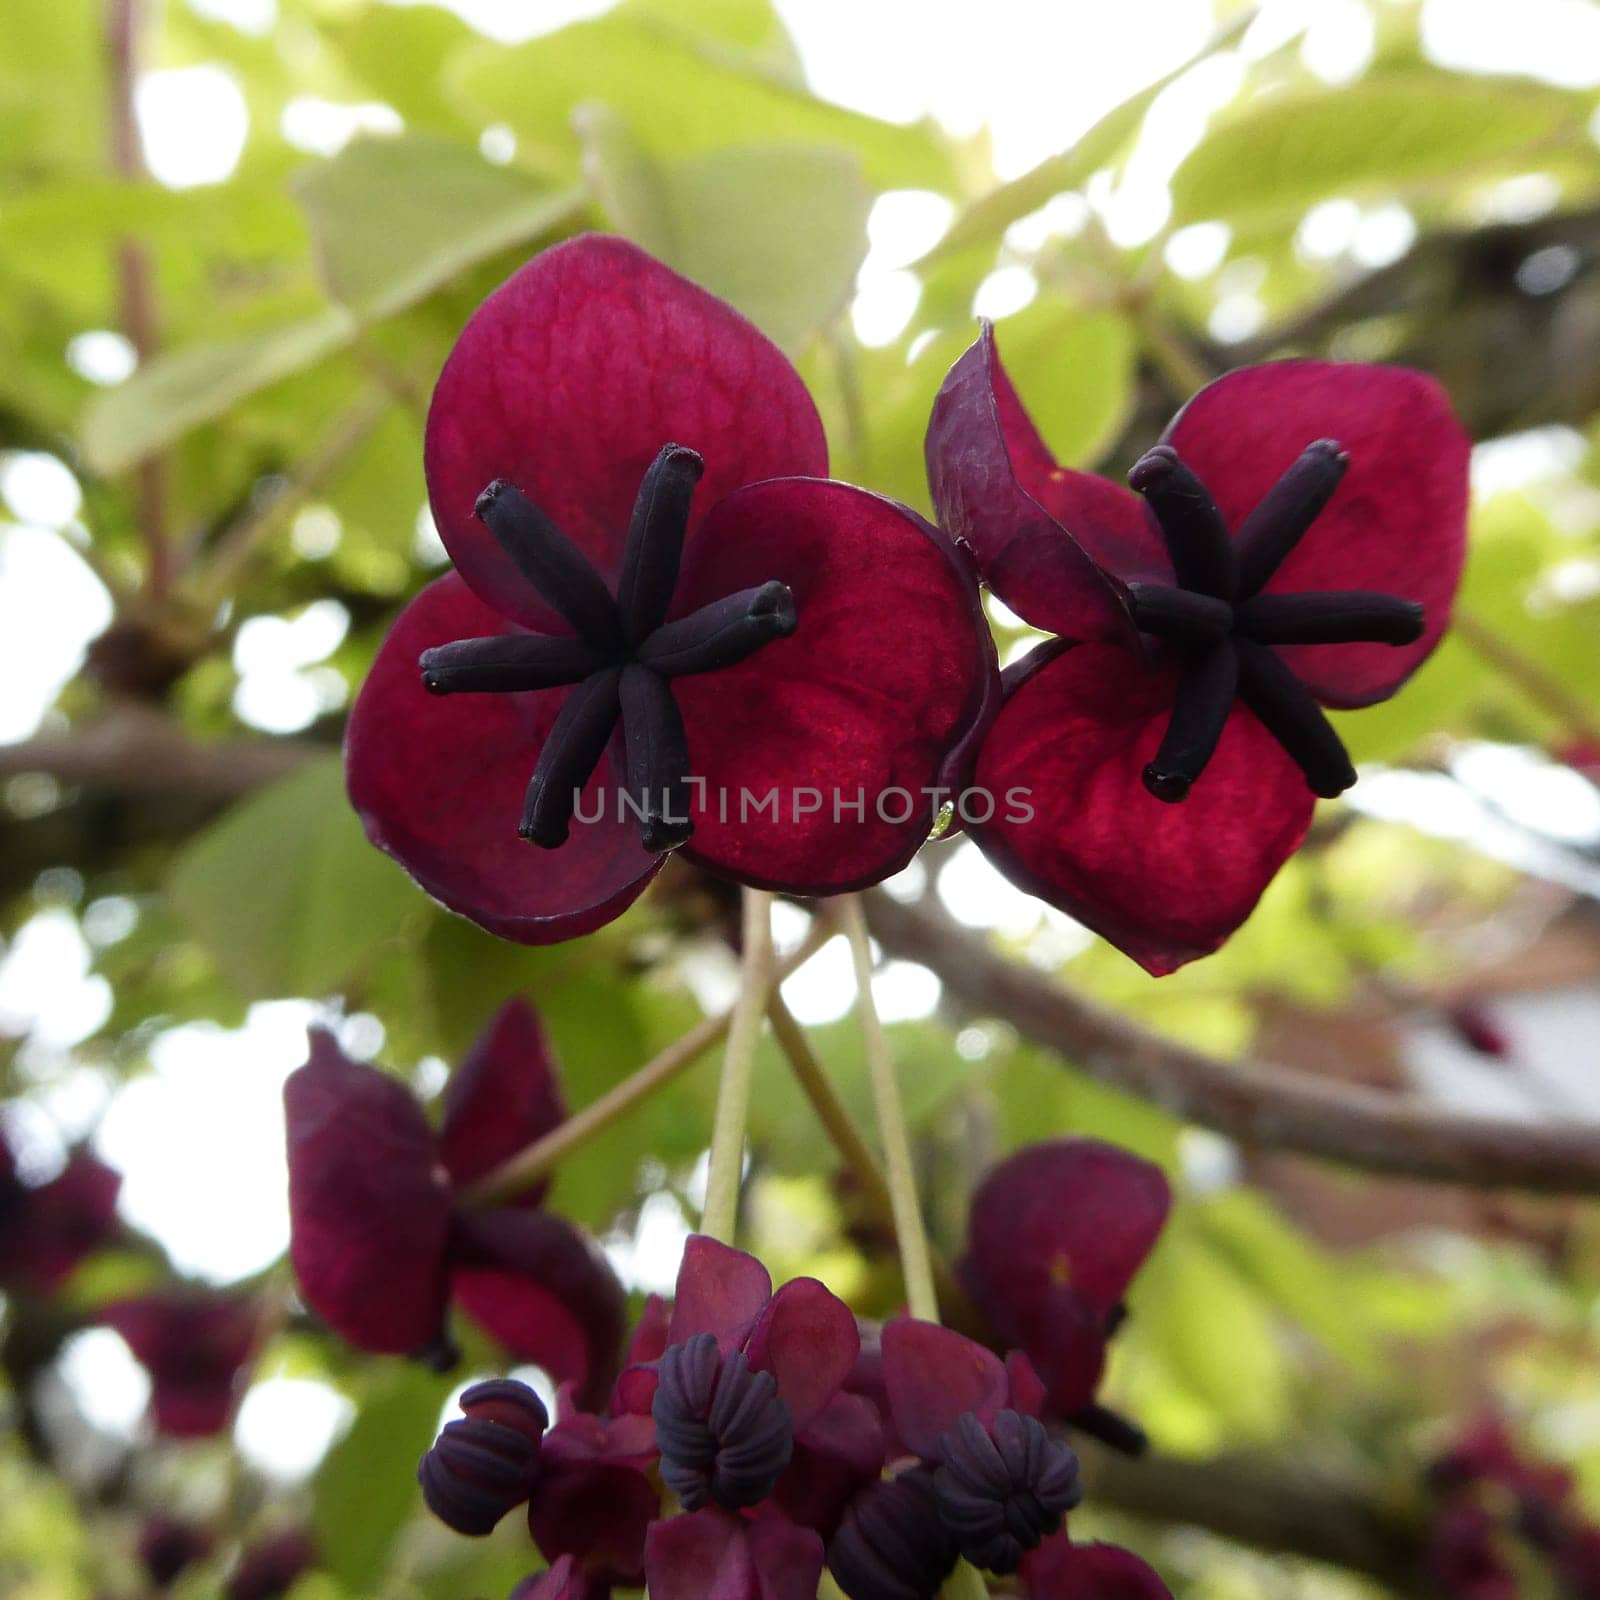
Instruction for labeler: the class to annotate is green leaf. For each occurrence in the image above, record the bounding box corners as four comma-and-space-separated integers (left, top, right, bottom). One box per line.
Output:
924, 9, 1254, 263
581, 111, 871, 350
312, 1363, 454, 1593
1170, 74, 1582, 225
1197, 1191, 1382, 1376
81, 308, 355, 474
316, 4, 483, 134
451, 17, 957, 194
167, 754, 427, 1000
984, 298, 1135, 468
615, 0, 806, 78
294, 134, 587, 322
1137, 1223, 1290, 1437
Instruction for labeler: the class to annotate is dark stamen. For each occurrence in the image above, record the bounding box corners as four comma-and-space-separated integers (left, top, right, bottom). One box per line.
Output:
637, 582, 797, 678
1234, 590, 1424, 646
519, 667, 622, 847
475, 480, 622, 650
1232, 439, 1348, 597
1067, 1402, 1148, 1457
1128, 445, 1236, 599
620, 663, 693, 852
1235, 640, 1356, 798
1126, 582, 1233, 645
1143, 640, 1239, 803
419, 633, 606, 695
616, 444, 704, 645
410, 1332, 461, 1372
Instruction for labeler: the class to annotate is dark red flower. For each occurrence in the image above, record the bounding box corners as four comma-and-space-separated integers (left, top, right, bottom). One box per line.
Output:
226, 1530, 316, 1600
646, 1237, 865, 1522
283, 1000, 624, 1403
526, 1394, 659, 1589
1426, 1503, 1517, 1600
137, 1516, 213, 1589
1448, 1004, 1512, 1060
927, 329, 1468, 972
509, 1555, 607, 1600
1021, 1534, 1174, 1598
961, 1140, 1169, 1422
348, 234, 998, 944
100, 1289, 261, 1438
1561, 1526, 1600, 1599
0, 1135, 121, 1293
1429, 1412, 1575, 1510
645, 1505, 824, 1600
878, 1319, 1081, 1576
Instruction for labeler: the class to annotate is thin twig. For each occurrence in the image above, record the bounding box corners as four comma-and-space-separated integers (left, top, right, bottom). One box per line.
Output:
192, 394, 391, 604
864, 891, 1600, 1196
842, 895, 940, 1322
701, 888, 778, 1242
461, 910, 828, 1208
0, 704, 320, 797
766, 992, 979, 1328
1453, 606, 1600, 750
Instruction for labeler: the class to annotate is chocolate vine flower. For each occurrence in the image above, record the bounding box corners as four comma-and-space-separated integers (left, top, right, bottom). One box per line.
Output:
927, 330, 1468, 972
509, 1555, 604, 1600
226, 1530, 316, 1600
1020, 1535, 1175, 1598
645, 1505, 825, 1600
527, 1400, 660, 1591
960, 1140, 1170, 1426
283, 1000, 624, 1402
647, 1236, 864, 1520
878, 1319, 1082, 1576
100, 1289, 261, 1438
0, 1133, 121, 1293
349, 234, 998, 944
138, 1516, 213, 1588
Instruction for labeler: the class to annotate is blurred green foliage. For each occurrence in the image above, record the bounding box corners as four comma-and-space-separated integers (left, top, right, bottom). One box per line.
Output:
3, 2, 1600, 1598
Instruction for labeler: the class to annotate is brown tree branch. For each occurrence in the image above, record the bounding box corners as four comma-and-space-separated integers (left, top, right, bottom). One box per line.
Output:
1082, 1443, 1425, 1594
10, 712, 1600, 1196
0, 704, 319, 799
863, 891, 1600, 1196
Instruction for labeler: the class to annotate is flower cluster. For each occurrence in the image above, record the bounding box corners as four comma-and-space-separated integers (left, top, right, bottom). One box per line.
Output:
1426, 1414, 1600, 1599
349, 235, 999, 945
394, 1135, 1171, 1600
1, 1121, 272, 1445
350, 234, 1468, 970
0, 1129, 120, 1293
926, 324, 1469, 972
283, 999, 624, 1399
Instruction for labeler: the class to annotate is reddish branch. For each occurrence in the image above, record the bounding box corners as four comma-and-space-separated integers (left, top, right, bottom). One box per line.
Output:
863, 890, 1600, 1196
105, 0, 170, 595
